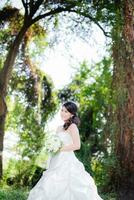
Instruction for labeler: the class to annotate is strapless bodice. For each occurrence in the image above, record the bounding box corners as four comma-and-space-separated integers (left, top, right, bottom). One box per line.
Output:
57, 131, 73, 145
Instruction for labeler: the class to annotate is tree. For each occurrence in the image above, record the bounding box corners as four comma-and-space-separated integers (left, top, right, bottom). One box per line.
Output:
112, 1, 134, 199
0, 3, 55, 179
0, 8, 57, 185
92, 1, 134, 198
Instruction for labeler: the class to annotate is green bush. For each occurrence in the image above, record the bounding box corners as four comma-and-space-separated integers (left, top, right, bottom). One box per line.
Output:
3, 158, 44, 188
91, 154, 119, 193
0, 188, 28, 200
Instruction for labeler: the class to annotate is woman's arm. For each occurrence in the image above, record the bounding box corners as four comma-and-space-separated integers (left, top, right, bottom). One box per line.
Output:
60, 123, 81, 152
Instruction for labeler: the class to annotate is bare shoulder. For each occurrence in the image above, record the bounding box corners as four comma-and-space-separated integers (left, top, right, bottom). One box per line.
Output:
68, 123, 79, 134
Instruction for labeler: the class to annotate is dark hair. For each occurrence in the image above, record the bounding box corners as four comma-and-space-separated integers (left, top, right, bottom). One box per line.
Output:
62, 101, 80, 130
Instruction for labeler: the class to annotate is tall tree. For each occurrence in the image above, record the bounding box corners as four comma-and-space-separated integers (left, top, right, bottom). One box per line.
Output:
87, 1, 134, 198
112, 1, 134, 199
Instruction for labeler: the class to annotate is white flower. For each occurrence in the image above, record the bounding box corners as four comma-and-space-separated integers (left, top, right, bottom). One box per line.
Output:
44, 133, 63, 154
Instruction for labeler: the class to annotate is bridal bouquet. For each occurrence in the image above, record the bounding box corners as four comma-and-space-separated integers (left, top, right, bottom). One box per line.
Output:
35, 133, 63, 168
44, 133, 63, 154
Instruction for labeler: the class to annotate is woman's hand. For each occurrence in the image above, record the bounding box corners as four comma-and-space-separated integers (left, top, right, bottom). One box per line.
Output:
59, 146, 63, 152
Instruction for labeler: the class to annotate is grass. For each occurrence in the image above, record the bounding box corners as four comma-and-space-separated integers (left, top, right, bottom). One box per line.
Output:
0, 188, 28, 200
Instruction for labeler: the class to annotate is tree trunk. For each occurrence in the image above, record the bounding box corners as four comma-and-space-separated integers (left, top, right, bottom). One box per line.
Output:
113, 1, 134, 199
0, 24, 29, 179
0, 95, 7, 179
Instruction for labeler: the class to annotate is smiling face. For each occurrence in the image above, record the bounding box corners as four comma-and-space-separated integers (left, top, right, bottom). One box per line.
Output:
60, 106, 73, 122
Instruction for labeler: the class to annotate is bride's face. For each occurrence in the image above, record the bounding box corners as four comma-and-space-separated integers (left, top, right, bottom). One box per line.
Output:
60, 106, 73, 121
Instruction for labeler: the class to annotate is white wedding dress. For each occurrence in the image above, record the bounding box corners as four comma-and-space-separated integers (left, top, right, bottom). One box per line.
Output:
27, 131, 103, 200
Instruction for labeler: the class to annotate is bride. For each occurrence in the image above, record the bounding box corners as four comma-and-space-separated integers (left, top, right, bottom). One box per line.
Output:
27, 101, 103, 200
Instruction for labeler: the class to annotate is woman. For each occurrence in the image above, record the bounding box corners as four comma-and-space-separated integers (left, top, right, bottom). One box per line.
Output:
27, 101, 103, 200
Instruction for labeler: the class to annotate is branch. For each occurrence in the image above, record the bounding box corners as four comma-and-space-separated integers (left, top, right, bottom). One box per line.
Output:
29, 0, 44, 19
30, 4, 76, 25
29, 3, 110, 38
69, 9, 111, 37
21, 0, 29, 17
29, 0, 34, 14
